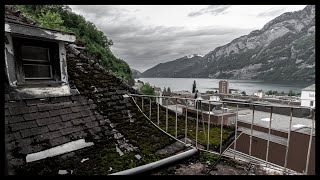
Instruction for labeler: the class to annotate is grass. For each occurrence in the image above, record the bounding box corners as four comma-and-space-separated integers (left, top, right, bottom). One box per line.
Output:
138, 98, 235, 151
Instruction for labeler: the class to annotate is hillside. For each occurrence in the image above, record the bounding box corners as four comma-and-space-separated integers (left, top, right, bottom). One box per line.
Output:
141, 5, 315, 81
142, 54, 204, 78
17, 5, 132, 80
131, 68, 142, 78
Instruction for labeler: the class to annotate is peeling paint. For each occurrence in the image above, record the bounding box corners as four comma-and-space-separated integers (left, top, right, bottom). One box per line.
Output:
15, 84, 72, 98
26, 139, 94, 163
44, 29, 76, 42
5, 23, 11, 32
59, 42, 68, 83
5, 22, 75, 42
5, 33, 17, 86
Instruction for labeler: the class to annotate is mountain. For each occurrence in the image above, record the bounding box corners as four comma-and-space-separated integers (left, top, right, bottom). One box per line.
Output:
142, 54, 204, 77
141, 5, 315, 81
131, 68, 142, 78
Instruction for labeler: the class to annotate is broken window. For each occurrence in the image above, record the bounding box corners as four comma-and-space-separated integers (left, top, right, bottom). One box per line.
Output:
21, 46, 53, 79
13, 37, 61, 84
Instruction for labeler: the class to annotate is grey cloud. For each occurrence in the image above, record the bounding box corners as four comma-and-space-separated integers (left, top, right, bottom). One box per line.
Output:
70, 5, 251, 72
188, 5, 231, 17
257, 8, 287, 17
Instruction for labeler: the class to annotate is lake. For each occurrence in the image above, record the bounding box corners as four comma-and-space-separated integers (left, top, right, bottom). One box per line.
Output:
135, 78, 313, 95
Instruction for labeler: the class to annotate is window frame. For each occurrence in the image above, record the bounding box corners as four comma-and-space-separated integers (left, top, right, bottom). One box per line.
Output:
12, 36, 61, 85
310, 101, 314, 107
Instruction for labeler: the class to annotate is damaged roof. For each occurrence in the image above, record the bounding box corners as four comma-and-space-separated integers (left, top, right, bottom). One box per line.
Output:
4, 5, 178, 175
5, 5, 76, 42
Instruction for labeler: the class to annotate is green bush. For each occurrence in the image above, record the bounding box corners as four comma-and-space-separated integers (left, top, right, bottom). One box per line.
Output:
139, 83, 155, 95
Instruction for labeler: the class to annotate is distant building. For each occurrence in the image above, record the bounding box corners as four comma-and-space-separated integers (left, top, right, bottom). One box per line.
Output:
133, 81, 143, 90
210, 95, 220, 101
154, 87, 163, 105
219, 80, 229, 94
182, 106, 237, 126
253, 89, 264, 98
300, 84, 315, 108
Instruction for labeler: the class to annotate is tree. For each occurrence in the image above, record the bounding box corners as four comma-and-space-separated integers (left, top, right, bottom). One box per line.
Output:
192, 80, 196, 93
139, 83, 155, 95
206, 91, 214, 94
266, 90, 277, 95
37, 10, 67, 31
241, 91, 246, 96
162, 87, 167, 96
288, 90, 296, 96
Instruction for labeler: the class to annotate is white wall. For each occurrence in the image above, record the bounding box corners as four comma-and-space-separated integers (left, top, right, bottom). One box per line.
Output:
301, 90, 315, 108
210, 96, 220, 101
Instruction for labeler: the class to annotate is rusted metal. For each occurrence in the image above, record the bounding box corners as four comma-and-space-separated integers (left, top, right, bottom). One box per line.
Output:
185, 100, 188, 144
220, 103, 224, 154
207, 101, 211, 150
234, 104, 239, 160
157, 97, 160, 126
249, 104, 255, 156
305, 109, 314, 175
166, 98, 168, 132
265, 106, 273, 166
283, 107, 293, 174
175, 98, 178, 138
196, 99, 198, 148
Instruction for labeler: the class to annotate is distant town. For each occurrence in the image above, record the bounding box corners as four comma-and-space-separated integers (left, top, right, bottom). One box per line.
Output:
133, 79, 315, 110
132, 79, 315, 174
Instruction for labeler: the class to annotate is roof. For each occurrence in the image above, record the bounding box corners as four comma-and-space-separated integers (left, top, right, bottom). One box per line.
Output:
5, 5, 76, 42
237, 109, 313, 133
293, 126, 316, 136
238, 127, 288, 145
5, 5, 177, 175
5, 5, 39, 26
5, 95, 107, 164
302, 84, 315, 91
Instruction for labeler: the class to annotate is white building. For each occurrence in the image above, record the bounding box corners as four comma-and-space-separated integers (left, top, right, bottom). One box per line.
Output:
210, 95, 220, 101
253, 90, 264, 98
300, 84, 315, 108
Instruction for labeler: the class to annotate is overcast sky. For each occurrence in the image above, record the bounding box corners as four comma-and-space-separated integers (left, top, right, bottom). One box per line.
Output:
70, 5, 306, 72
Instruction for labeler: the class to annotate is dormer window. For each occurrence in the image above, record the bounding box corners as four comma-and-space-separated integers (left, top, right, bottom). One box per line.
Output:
21, 46, 52, 79
5, 20, 76, 98
13, 37, 61, 84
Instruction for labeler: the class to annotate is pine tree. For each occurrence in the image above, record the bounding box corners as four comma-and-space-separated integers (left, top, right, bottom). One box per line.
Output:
167, 87, 171, 96
163, 87, 167, 96
192, 80, 196, 93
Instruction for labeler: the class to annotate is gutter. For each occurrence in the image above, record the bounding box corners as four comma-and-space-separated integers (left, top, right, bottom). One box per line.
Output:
110, 148, 198, 175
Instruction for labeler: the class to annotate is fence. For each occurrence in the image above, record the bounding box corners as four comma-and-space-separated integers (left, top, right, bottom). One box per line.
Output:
129, 94, 315, 175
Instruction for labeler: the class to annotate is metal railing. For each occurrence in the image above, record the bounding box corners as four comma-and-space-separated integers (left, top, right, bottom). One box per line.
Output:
129, 94, 315, 175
